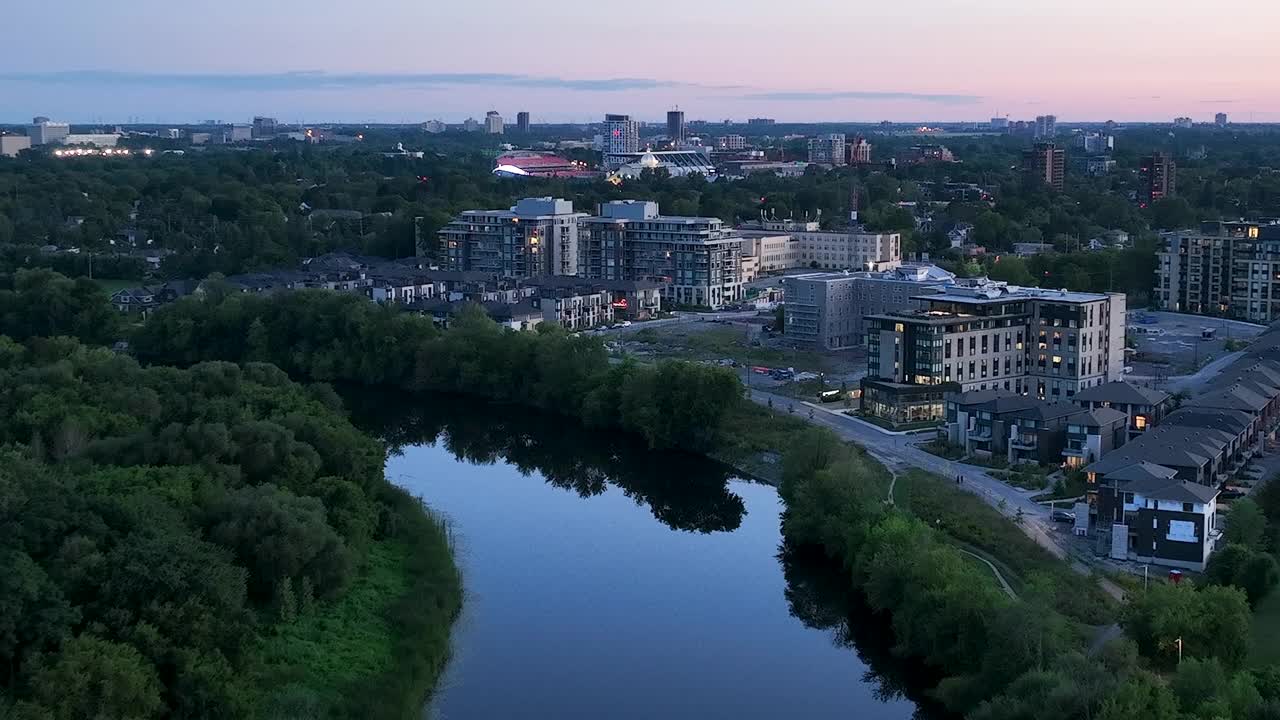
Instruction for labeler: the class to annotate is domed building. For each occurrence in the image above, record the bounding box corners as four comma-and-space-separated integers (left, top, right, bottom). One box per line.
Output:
610, 148, 716, 179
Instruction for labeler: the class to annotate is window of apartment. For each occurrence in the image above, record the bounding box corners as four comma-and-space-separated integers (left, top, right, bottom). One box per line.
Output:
968, 361, 975, 377
1183, 502, 1194, 513
981, 335, 988, 354
945, 340, 952, 359
969, 337, 976, 353
1122, 492, 1135, 505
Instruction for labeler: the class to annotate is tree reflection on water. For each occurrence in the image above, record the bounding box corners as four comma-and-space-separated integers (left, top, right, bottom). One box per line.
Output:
344, 388, 747, 534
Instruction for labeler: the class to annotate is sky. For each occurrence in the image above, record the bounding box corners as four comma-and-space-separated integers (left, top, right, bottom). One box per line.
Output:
4, 0, 1279, 125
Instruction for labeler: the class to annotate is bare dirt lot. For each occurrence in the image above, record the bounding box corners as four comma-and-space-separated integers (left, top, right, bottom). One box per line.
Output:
614, 315, 867, 384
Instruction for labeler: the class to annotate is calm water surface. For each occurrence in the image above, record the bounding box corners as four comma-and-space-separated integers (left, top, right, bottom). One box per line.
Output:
351, 396, 942, 720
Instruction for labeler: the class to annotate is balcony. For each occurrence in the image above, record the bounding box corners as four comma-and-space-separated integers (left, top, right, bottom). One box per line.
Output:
1011, 436, 1039, 450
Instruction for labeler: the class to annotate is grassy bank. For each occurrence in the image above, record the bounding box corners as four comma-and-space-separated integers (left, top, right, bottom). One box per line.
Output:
710, 401, 814, 483
893, 469, 1116, 625
247, 486, 462, 719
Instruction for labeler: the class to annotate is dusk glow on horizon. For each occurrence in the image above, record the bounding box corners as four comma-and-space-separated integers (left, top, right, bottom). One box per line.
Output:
5, 0, 1279, 123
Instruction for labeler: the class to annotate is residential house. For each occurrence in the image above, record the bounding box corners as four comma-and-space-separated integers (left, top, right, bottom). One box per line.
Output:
945, 390, 1126, 466
1062, 407, 1130, 468
537, 287, 614, 330
525, 276, 664, 320
109, 279, 199, 317
1072, 381, 1172, 439
1093, 462, 1220, 570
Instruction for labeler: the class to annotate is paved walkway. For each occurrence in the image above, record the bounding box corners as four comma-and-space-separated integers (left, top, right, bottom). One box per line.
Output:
958, 549, 1018, 599
743, 381, 1127, 602
1129, 349, 1245, 394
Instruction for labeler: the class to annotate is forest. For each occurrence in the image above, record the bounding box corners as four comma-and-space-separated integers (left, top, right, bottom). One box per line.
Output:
131, 287, 745, 454
0, 279, 461, 719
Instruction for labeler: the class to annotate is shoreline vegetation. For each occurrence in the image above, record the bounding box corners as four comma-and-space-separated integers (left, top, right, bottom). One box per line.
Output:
0, 272, 461, 719
8, 271, 1280, 718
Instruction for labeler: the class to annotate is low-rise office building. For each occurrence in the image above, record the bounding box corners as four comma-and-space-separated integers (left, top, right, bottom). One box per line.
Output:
783, 264, 954, 350
0, 135, 32, 157
740, 219, 901, 270
737, 233, 799, 273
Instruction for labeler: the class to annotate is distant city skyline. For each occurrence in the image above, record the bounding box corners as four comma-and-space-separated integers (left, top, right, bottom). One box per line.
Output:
4, 0, 1278, 124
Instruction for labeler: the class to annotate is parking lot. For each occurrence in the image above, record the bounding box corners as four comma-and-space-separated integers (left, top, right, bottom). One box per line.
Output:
1126, 310, 1267, 380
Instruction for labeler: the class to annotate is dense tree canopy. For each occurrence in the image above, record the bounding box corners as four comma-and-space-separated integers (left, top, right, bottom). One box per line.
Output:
0, 337, 458, 718
134, 290, 744, 454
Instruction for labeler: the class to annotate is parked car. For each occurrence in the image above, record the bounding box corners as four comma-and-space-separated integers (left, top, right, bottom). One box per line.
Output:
1219, 487, 1247, 500
1050, 509, 1076, 524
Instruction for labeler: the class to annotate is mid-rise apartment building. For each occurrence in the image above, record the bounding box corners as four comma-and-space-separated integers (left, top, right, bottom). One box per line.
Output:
848, 136, 872, 164
666, 110, 685, 146
1022, 142, 1066, 191
861, 280, 1126, 426
1156, 220, 1280, 323
602, 114, 640, 169
1034, 114, 1057, 139
782, 264, 955, 350
579, 200, 742, 308
807, 134, 846, 165
485, 111, 504, 135
438, 197, 587, 278
1140, 152, 1176, 205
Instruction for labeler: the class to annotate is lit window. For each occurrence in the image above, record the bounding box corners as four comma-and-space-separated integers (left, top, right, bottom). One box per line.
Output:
1134, 415, 1148, 430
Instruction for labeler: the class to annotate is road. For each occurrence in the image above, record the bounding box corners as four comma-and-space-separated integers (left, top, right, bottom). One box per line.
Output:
741, 377, 1127, 601
588, 310, 764, 337
1129, 349, 1244, 394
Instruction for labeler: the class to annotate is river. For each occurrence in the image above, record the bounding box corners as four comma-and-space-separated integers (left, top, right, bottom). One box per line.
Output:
347, 394, 945, 720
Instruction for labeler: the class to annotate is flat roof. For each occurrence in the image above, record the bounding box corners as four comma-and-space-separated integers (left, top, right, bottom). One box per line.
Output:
923, 283, 1114, 305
